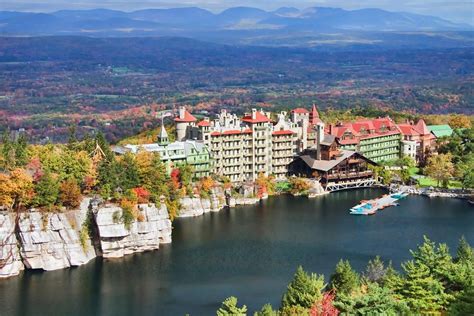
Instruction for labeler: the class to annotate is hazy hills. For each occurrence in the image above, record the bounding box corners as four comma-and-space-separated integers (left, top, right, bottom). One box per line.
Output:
0, 7, 472, 47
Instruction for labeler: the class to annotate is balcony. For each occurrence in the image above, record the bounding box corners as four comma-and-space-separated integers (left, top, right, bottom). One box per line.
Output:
326, 170, 373, 180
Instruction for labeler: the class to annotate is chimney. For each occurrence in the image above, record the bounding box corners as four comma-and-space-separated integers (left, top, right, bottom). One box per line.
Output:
252, 108, 257, 120
179, 106, 185, 119
316, 122, 325, 160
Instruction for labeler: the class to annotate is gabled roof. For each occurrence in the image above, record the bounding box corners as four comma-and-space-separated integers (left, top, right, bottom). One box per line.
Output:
174, 110, 197, 123
242, 111, 271, 124
299, 150, 376, 172
428, 125, 453, 138
197, 120, 210, 127
414, 119, 430, 135
291, 108, 309, 114
397, 124, 420, 136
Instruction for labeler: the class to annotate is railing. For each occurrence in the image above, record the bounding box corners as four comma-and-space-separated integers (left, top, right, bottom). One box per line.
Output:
326, 171, 373, 180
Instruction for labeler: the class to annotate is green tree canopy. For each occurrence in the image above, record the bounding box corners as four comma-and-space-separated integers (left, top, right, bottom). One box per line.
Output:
281, 266, 325, 309
329, 260, 360, 296
217, 296, 247, 316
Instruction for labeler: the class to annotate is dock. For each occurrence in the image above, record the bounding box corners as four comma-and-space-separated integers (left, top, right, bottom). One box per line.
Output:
350, 191, 409, 215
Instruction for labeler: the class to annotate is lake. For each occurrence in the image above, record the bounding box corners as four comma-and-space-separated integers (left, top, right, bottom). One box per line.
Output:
1, 189, 473, 315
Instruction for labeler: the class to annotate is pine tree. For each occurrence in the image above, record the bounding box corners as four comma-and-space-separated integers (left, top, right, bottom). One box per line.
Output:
281, 266, 325, 309
329, 260, 360, 296
254, 303, 276, 316
217, 296, 247, 316
334, 282, 408, 315
94, 131, 114, 161
392, 260, 452, 313
448, 284, 474, 315
14, 133, 29, 167
119, 153, 140, 191
455, 236, 474, 264
32, 171, 60, 210
363, 256, 388, 284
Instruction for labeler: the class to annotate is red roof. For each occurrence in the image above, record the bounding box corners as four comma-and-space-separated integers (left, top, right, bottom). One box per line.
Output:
197, 120, 210, 127
242, 111, 271, 124
272, 130, 294, 136
397, 124, 420, 136
291, 108, 309, 114
414, 119, 430, 135
174, 110, 197, 123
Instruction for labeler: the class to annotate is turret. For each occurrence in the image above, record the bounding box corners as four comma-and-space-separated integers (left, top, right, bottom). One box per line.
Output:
174, 106, 197, 141
316, 122, 325, 160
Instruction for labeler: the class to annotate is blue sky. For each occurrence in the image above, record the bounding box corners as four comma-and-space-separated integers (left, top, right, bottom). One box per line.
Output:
1, 0, 473, 24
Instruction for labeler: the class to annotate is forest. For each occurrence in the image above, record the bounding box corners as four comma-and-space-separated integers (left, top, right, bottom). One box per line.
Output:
217, 237, 474, 315
0, 36, 472, 142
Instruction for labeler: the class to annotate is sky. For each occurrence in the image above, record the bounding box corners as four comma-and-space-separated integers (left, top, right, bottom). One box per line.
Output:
1, 0, 473, 24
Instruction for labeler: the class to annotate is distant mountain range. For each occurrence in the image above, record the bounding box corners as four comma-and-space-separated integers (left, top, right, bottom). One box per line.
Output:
0, 7, 473, 47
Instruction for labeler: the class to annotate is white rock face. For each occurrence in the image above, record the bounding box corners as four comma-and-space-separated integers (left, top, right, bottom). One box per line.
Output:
17, 201, 96, 271
177, 188, 228, 218
0, 212, 25, 278
94, 203, 172, 259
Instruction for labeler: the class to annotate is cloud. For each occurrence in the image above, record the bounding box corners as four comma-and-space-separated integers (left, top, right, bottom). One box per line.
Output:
1, 0, 472, 23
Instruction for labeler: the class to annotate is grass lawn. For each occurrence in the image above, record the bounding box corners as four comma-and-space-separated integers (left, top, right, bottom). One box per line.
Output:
416, 176, 463, 189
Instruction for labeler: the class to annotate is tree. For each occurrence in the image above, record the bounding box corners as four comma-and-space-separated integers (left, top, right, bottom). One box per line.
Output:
456, 154, 474, 189
289, 177, 311, 195
0, 169, 34, 210
409, 236, 453, 287
217, 296, 247, 316
310, 290, 339, 316
281, 266, 325, 309
329, 260, 360, 296
59, 178, 82, 209
448, 284, 474, 315
32, 171, 60, 210
363, 256, 389, 285
119, 153, 140, 191
455, 236, 474, 264
254, 303, 276, 316
392, 260, 452, 313
424, 153, 455, 187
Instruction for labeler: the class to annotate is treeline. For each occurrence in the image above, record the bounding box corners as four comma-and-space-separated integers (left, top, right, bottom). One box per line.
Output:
0, 128, 213, 221
216, 236, 474, 315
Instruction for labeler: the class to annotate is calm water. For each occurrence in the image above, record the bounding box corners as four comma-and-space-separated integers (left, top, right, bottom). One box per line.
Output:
1, 189, 473, 316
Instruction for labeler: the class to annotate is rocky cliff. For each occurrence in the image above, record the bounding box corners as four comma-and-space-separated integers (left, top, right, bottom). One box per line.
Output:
0, 199, 172, 278
93, 203, 172, 258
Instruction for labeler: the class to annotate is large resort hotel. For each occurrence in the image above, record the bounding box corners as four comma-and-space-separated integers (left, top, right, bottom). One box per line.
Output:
114, 105, 444, 188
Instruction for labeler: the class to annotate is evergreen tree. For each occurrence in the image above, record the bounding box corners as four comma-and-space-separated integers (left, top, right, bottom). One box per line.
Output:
455, 236, 474, 264
410, 236, 454, 289
94, 131, 114, 161
217, 296, 247, 316
67, 125, 78, 151
32, 172, 60, 210
363, 256, 388, 284
334, 282, 408, 315
329, 260, 360, 296
1, 130, 15, 170
281, 266, 325, 309
119, 153, 140, 191
448, 284, 474, 315
253, 303, 276, 316
14, 133, 29, 167
392, 260, 452, 313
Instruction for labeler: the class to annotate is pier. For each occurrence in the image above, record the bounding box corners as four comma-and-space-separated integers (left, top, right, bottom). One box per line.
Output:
350, 191, 409, 215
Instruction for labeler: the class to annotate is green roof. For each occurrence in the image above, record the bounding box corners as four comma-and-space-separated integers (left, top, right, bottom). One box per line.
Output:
427, 125, 453, 138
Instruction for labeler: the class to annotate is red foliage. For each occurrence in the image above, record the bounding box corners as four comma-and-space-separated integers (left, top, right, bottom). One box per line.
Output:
26, 157, 43, 181
133, 187, 150, 204
170, 168, 180, 189
310, 290, 339, 316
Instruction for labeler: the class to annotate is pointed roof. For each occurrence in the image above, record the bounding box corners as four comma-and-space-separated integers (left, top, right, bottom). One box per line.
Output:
158, 124, 169, 139
414, 119, 430, 135
174, 109, 197, 123
310, 104, 322, 125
